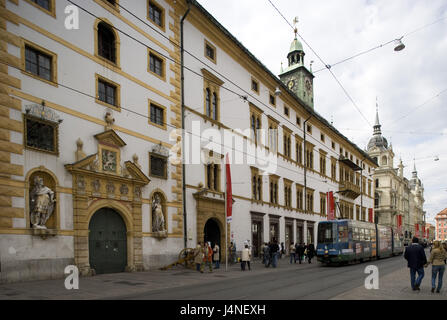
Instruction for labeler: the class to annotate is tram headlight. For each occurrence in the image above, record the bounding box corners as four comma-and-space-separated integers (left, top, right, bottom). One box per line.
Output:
324, 250, 328, 254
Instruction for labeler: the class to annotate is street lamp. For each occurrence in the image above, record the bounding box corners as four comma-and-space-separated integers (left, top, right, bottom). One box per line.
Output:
394, 38, 405, 51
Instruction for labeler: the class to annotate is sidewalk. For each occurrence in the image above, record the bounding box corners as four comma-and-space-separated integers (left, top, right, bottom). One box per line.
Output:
332, 266, 447, 300
0, 257, 310, 300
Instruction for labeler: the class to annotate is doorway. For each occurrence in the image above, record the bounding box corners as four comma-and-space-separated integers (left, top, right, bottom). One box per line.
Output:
89, 208, 127, 274
204, 218, 221, 259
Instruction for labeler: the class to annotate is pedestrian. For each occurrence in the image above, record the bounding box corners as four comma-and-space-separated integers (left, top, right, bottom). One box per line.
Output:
289, 242, 296, 264
280, 242, 285, 259
307, 243, 315, 264
443, 242, 447, 264
263, 242, 271, 267
241, 244, 251, 271
231, 242, 237, 264
425, 240, 447, 293
404, 237, 427, 291
200, 242, 213, 273
194, 242, 203, 272
270, 240, 280, 268
297, 243, 304, 264
213, 243, 220, 269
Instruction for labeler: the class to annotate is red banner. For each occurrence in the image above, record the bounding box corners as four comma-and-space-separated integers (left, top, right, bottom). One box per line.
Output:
368, 208, 373, 223
327, 191, 335, 220
225, 153, 232, 222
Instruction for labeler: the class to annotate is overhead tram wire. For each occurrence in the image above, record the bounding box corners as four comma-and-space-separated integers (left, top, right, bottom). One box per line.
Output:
313, 14, 447, 74
2, 61, 346, 187
266, 0, 371, 128
66, 0, 367, 163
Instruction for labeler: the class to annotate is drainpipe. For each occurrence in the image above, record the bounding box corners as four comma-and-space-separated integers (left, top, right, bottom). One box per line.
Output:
181, 1, 191, 249
303, 116, 312, 214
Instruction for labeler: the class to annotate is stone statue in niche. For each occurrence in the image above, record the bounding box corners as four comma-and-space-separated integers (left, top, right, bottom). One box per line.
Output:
29, 176, 56, 229
152, 193, 166, 234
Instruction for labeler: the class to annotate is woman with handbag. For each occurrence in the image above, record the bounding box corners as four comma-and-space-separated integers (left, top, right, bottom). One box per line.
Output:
425, 240, 447, 293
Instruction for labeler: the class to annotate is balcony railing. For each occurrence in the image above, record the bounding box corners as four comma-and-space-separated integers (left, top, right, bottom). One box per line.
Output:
339, 180, 361, 199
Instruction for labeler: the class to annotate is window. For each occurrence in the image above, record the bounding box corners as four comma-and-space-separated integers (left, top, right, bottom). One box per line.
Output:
319, 151, 327, 176
295, 136, 303, 165
251, 167, 262, 201
305, 142, 314, 169
149, 101, 166, 129
251, 78, 259, 94
332, 141, 335, 149
296, 185, 303, 210
250, 103, 262, 144
25, 0, 55, 16
284, 106, 289, 117
375, 179, 379, 188
148, 50, 165, 80
306, 189, 314, 213
202, 69, 223, 121
204, 40, 216, 63
269, 94, 276, 107
320, 133, 325, 142
331, 157, 337, 180
149, 153, 167, 179
205, 163, 220, 191
320, 193, 327, 216
22, 41, 57, 85
296, 116, 301, 127
24, 115, 59, 155
148, 0, 164, 30
283, 127, 291, 158
284, 180, 292, 208
306, 124, 312, 134
24, 46, 52, 82
96, 75, 120, 109
97, 22, 117, 63
268, 117, 279, 153
269, 176, 279, 205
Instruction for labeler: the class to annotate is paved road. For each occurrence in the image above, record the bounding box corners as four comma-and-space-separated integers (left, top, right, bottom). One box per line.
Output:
0, 254, 411, 300
114, 255, 405, 300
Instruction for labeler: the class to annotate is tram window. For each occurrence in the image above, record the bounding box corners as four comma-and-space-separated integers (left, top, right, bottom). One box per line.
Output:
353, 227, 359, 241
359, 229, 365, 241
318, 223, 334, 243
365, 229, 370, 241
338, 225, 348, 242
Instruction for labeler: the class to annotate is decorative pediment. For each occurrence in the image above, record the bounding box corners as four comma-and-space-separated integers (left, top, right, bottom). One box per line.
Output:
124, 161, 150, 184
151, 143, 170, 157
94, 129, 126, 148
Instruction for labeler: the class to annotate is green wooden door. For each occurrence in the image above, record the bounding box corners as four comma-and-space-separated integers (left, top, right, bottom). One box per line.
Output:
89, 208, 127, 274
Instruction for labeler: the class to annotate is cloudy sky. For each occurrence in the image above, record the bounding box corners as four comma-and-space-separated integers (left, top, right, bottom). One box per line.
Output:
197, 0, 447, 224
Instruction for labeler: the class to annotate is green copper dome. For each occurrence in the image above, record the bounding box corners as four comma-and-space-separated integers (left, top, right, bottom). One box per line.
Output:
289, 37, 303, 53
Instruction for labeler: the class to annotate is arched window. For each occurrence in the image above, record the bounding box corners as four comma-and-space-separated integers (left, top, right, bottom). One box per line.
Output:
206, 89, 211, 117
97, 22, 116, 63
381, 156, 387, 165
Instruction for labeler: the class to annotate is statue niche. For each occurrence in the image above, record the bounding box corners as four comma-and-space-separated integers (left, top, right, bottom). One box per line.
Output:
29, 172, 57, 229
152, 192, 167, 238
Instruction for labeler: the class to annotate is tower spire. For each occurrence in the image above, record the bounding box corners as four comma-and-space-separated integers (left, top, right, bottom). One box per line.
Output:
373, 97, 382, 135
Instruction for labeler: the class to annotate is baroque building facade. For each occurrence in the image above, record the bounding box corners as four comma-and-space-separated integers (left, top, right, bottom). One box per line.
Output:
178, 0, 376, 259
435, 208, 447, 241
367, 108, 425, 243
0, 0, 185, 283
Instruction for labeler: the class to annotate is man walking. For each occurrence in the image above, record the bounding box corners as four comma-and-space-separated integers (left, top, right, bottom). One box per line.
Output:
404, 237, 427, 291
289, 242, 296, 264
270, 240, 280, 268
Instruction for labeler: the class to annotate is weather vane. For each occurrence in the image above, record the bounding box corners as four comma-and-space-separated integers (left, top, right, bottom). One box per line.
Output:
293, 16, 298, 36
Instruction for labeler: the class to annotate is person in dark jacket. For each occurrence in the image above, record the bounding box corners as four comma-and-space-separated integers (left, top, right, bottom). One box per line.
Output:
404, 237, 427, 291
269, 240, 280, 268
307, 243, 315, 264
296, 243, 305, 264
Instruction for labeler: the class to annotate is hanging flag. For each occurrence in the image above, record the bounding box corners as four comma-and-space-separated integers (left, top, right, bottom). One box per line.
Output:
225, 153, 232, 222
327, 191, 335, 220
368, 208, 373, 223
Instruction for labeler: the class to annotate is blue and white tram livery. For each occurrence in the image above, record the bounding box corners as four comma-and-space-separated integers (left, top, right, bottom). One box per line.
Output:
317, 219, 403, 265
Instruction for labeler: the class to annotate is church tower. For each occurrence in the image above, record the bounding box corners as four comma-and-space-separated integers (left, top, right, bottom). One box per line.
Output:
279, 21, 314, 109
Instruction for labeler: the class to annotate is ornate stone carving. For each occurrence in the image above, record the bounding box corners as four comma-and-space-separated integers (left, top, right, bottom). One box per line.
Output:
134, 186, 142, 200
91, 179, 101, 194
120, 184, 129, 195
77, 175, 86, 192
152, 143, 170, 158
106, 181, 115, 195
132, 154, 141, 169
75, 138, 86, 161
152, 193, 167, 237
105, 112, 115, 130
29, 176, 56, 229
102, 149, 117, 172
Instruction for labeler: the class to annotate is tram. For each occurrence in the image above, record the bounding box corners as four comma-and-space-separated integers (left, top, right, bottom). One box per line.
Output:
316, 219, 404, 265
